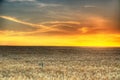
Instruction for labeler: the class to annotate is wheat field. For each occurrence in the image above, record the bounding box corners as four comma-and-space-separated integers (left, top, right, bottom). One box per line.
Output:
0, 46, 120, 80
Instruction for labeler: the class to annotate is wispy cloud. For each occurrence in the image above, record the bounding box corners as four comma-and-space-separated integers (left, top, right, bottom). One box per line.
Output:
36, 3, 61, 8
39, 16, 116, 35
0, 16, 61, 33
0, 16, 44, 28
7, 0, 36, 2
83, 5, 96, 8
6, 0, 61, 8
0, 15, 117, 36
0, 30, 25, 36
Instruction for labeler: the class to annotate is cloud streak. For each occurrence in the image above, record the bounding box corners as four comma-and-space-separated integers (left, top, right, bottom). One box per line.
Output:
7, 0, 36, 2
0, 16, 66, 34
39, 17, 115, 35
41, 21, 81, 25
0, 16, 43, 28
83, 5, 96, 8
36, 3, 61, 8
0, 15, 118, 36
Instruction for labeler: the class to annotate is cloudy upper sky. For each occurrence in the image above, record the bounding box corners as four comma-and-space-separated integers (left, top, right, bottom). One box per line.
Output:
0, 0, 120, 46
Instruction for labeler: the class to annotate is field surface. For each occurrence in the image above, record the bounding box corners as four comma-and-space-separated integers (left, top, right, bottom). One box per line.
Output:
0, 46, 120, 80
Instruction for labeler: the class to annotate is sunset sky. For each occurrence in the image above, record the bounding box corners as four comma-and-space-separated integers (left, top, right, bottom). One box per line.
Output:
0, 0, 120, 47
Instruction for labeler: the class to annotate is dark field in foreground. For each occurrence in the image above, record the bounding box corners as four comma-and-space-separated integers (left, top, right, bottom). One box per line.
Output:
0, 46, 120, 80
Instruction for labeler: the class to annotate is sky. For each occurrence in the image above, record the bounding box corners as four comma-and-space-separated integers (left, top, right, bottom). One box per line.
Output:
0, 0, 120, 47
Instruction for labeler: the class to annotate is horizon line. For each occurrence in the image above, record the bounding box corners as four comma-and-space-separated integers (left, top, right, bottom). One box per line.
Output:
0, 45, 120, 48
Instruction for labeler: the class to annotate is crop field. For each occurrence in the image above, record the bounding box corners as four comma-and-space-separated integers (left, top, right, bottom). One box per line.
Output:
0, 46, 120, 80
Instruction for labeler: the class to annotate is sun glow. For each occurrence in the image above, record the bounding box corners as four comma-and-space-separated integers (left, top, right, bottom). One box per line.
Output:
0, 33, 119, 47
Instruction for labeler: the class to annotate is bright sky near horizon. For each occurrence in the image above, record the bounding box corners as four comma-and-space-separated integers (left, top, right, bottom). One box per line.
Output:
0, 0, 120, 47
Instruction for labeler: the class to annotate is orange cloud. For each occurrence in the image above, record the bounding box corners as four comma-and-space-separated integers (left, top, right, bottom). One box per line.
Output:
37, 16, 117, 36
41, 21, 81, 25
0, 16, 118, 36
0, 15, 120, 47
